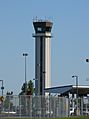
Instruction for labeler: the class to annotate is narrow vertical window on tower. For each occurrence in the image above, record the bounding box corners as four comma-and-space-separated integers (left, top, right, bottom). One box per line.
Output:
40, 37, 43, 95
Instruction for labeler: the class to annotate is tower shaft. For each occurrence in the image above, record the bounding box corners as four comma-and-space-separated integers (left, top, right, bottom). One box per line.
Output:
33, 20, 52, 95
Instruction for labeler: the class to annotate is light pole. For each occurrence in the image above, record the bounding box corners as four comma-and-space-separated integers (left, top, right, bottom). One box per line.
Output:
0, 80, 4, 97
72, 75, 78, 115
23, 53, 28, 95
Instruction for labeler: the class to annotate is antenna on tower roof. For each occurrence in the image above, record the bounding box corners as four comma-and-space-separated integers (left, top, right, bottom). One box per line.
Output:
35, 16, 38, 21
33, 16, 53, 23
33, 16, 38, 22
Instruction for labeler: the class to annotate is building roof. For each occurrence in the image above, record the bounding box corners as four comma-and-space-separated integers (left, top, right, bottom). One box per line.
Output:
45, 85, 89, 96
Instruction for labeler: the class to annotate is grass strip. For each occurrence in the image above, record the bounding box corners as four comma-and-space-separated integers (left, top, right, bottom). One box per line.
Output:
4, 116, 89, 119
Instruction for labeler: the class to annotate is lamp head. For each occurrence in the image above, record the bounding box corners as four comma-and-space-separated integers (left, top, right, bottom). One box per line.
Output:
72, 75, 78, 78
23, 53, 28, 56
72, 76, 75, 78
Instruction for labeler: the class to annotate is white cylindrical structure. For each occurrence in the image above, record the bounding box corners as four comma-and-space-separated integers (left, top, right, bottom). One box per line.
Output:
33, 20, 53, 95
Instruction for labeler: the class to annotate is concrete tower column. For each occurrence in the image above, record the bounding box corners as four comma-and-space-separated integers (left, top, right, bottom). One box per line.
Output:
33, 20, 53, 95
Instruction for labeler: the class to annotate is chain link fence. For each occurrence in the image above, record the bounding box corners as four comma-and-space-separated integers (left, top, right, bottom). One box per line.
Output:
0, 95, 69, 118
0, 95, 89, 118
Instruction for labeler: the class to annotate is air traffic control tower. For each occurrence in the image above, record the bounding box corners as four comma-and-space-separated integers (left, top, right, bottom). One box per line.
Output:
33, 20, 53, 95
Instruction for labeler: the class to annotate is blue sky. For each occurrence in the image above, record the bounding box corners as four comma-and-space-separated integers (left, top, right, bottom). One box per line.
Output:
0, 0, 89, 95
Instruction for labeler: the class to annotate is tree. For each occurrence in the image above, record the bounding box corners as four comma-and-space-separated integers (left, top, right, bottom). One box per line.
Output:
19, 82, 27, 95
26, 80, 34, 95
4, 91, 13, 111
19, 80, 34, 95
